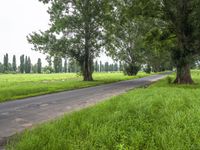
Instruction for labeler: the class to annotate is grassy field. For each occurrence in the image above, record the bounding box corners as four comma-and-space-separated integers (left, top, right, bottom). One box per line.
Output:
7, 71, 200, 150
0, 72, 152, 103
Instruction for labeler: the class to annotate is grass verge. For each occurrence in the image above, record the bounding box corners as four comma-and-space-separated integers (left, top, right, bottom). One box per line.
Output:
7, 71, 200, 149
0, 72, 153, 103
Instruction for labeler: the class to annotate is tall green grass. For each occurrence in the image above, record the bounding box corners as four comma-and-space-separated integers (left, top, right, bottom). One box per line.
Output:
0, 72, 151, 103
7, 71, 200, 150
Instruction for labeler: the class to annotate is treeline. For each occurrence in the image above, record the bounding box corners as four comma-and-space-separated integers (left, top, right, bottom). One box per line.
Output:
0, 53, 122, 74
0, 54, 42, 73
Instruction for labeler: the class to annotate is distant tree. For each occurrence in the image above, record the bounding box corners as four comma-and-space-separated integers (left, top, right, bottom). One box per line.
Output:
54, 56, 63, 73
59, 57, 62, 73
12, 55, 17, 72
3, 53, 9, 72
100, 61, 105, 72
144, 64, 151, 74
25, 56, 28, 73
0, 63, 3, 73
105, 62, 109, 72
32, 64, 37, 73
113, 63, 118, 71
20, 55, 25, 73
64, 58, 68, 73
119, 62, 123, 72
46, 55, 52, 67
109, 64, 114, 72
100, 61, 102, 72
68, 59, 75, 73
45, 55, 54, 73
27, 57, 31, 73
94, 61, 99, 72
37, 58, 42, 73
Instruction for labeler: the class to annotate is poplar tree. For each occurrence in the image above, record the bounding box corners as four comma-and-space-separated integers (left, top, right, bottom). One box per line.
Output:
12, 55, 17, 72
20, 55, 25, 73
3, 53, 9, 72
37, 58, 42, 73
64, 58, 68, 73
27, 0, 108, 81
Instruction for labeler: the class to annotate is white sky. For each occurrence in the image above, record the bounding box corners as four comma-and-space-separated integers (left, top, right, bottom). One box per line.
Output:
0, 0, 113, 66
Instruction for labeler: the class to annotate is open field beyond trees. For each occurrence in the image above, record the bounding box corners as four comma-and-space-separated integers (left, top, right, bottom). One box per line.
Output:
7, 70, 200, 149
0, 72, 153, 103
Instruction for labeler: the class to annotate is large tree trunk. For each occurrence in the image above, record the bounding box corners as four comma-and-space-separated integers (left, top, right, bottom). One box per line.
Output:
163, 0, 194, 84
83, 14, 93, 81
82, 59, 93, 81
174, 63, 193, 84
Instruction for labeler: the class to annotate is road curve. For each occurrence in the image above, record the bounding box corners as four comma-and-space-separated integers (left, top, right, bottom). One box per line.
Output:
0, 73, 170, 146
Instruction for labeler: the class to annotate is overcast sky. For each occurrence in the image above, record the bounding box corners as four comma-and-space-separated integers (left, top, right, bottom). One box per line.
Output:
0, 0, 50, 65
0, 0, 113, 66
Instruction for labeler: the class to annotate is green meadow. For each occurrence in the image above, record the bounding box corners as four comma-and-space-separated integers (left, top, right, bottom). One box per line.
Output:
0, 72, 152, 103
7, 71, 200, 149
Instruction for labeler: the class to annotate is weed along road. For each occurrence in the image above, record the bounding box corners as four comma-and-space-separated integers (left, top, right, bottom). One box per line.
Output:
0, 73, 170, 145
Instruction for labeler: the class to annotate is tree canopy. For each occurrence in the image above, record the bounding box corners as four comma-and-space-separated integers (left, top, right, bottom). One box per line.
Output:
27, 0, 108, 81
27, 0, 200, 84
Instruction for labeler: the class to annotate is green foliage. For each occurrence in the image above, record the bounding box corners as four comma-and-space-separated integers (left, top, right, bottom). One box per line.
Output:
64, 58, 68, 73
3, 53, 9, 72
25, 56, 31, 73
27, 0, 108, 80
123, 64, 140, 76
166, 76, 173, 84
143, 64, 151, 74
37, 58, 42, 73
53, 56, 62, 73
7, 71, 200, 150
94, 61, 99, 72
12, 55, 17, 72
128, 0, 200, 83
0, 63, 4, 73
20, 55, 25, 73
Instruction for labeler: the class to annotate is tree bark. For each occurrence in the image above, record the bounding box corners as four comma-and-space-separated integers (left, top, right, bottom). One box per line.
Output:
174, 63, 193, 84
82, 59, 93, 81
83, 12, 93, 81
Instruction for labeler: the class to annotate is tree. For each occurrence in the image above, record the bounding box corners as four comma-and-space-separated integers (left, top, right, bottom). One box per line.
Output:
105, 2, 154, 76
27, 0, 107, 81
32, 64, 37, 73
25, 56, 28, 73
144, 28, 173, 72
37, 58, 42, 73
20, 55, 25, 73
68, 59, 76, 73
94, 61, 99, 72
109, 64, 114, 72
113, 63, 118, 72
12, 55, 17, 72
54, 56, 62, 73
127, 0, 200, 83
27, 57, 32, 73
119, 61, 123, 72
45, 55, 54, 73
0, 63, 4, 73
100, 61, 103, 72
3, 53, 9, 72
46, 55, 52, 68
64, 58, 68, 73
105, 62, 109, 72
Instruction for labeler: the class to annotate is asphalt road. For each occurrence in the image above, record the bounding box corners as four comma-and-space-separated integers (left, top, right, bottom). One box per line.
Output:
0, 73, 170, 147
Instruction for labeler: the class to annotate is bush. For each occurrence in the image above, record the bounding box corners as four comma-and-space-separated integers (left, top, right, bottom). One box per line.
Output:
144, 65, 151, 74
166, 76, 173, 84
123, 64, 140, 76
